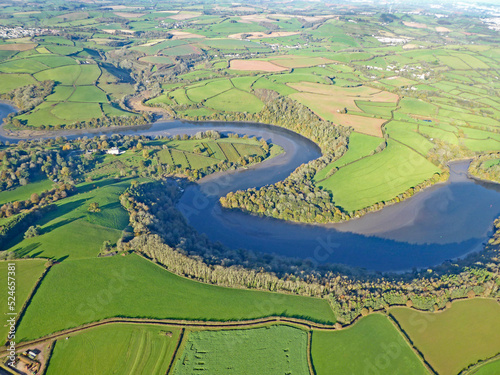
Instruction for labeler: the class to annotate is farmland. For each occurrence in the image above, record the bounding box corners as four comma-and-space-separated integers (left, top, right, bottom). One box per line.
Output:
0, 1, 500, 374
390, 299, 500, 375
311, 314, 429, 375
46, 324, 181, 375
317, 140, 441, 211
173, 325, 309, 374
0, 260, 47, 339
16, 254, 335, 340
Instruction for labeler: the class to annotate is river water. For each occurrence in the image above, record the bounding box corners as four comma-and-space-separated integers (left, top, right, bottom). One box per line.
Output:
2, 103, 499, 272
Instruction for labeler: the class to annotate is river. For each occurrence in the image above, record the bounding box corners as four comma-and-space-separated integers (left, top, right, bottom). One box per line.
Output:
2, 102, 499, 272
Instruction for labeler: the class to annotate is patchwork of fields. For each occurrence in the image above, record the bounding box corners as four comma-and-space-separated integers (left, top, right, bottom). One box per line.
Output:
0, 3, 499, 374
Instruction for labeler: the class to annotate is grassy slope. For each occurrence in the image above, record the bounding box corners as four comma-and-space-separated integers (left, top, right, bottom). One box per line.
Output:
311, 314, 429, 375
0, 260, 47, 340
173, 325, 309, 374
314, 132, 383, 182
318, 140, 441, 211
390, 299, 500, 375
46, 324, 181, 375
6, 179, 130, 260
16, 254, 336, 340
0, 178, 53, 205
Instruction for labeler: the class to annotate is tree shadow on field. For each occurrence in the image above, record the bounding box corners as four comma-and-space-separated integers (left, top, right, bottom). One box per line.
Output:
37, 198, 88, 227
41, 217, 80, 236
12, 243, 41, 258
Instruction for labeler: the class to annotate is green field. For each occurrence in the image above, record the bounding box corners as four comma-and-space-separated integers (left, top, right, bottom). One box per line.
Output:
46, 324, 181, 375
0, 178, 53, 205
318, 140, 441, 211
173, 325, 309, 374
204, 89, 263, 113
0, 73, 37, 93
0, 260, 47, 340
186, 79, 233, 102
314, 132, 383, 182
469, 358, 500, 375
51, 102, 103, 121
16, 254, 335, 340
390, 299, 500, 375
7, 179, 130, 260
68, 85, 107, 103
311, 314, 429, 375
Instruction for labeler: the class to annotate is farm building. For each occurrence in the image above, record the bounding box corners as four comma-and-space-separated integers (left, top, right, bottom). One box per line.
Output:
106, 147, 124, 155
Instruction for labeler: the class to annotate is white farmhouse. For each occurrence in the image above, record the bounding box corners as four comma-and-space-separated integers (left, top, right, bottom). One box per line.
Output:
106, 147, 124, 155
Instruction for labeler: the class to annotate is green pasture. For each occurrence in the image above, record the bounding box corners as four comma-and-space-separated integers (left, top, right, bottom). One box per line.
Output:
319, 140, 441, 211
186, 79, 233, 102
0, 260, 47, 340
46, 324, 181, 375
0, 178, 53, 205
311, 314, 429, 375
51, 102, 102, 121
0, 73, 37, 93
16, 254, 336, 340
6, 179, 130, 259
173, 325, 309, 375
204, 89, 263, 113
68, 85, 107, 103
314, 132, 383, 182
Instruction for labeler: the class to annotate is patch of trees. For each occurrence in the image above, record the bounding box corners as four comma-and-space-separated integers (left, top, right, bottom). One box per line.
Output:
0, 204, 56, 249
469, 153, 500, 183
1, 80, 54, 112
0, 182, 74, 218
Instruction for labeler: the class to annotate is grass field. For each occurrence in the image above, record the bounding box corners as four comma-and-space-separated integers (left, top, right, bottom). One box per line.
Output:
0, 178, 53, 205
186, 79, 233, 102
0, 260, 47, 340
46, 324, 181, 375
204, 89, 263, 113
0, 73, 37, 93
318, 140, 441, 211
45, 85, 75, 102
173, 325, 309, 374
34, 64, 82, 85
68, 85, 107, 103
469, 358, 500, 375
314, 132, 383, 182
311, 314, 429, 375
390, 299, 500, 375
51, 102, 103, 121
7, 179, 130, 259
16, 254, 335, 340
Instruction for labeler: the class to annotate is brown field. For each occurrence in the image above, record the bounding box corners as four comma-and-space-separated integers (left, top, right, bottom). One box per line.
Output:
229, 59, 287, 72
291, 91, 386, 136
169, 31, 205, 39
403, 21, 427, 29
229, 31, 300, 39
13, 11, 41, 15
239, 14, 275, 23
114, 12, 146, 18
288, 82, 397, 137
0, 43, 36, 51
138, 39, 165, 47
168, 12, 201, 20
271, 56, 333, 69
105, 5, 144, 10
403, 43, 418, 49
56, 11, 89, 20
436, 26, 451, 32
271, 14, 337, 22
288, 82, 398, 104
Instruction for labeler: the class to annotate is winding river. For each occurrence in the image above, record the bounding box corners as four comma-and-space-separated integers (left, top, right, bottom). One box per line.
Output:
2, 103, 500, 272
